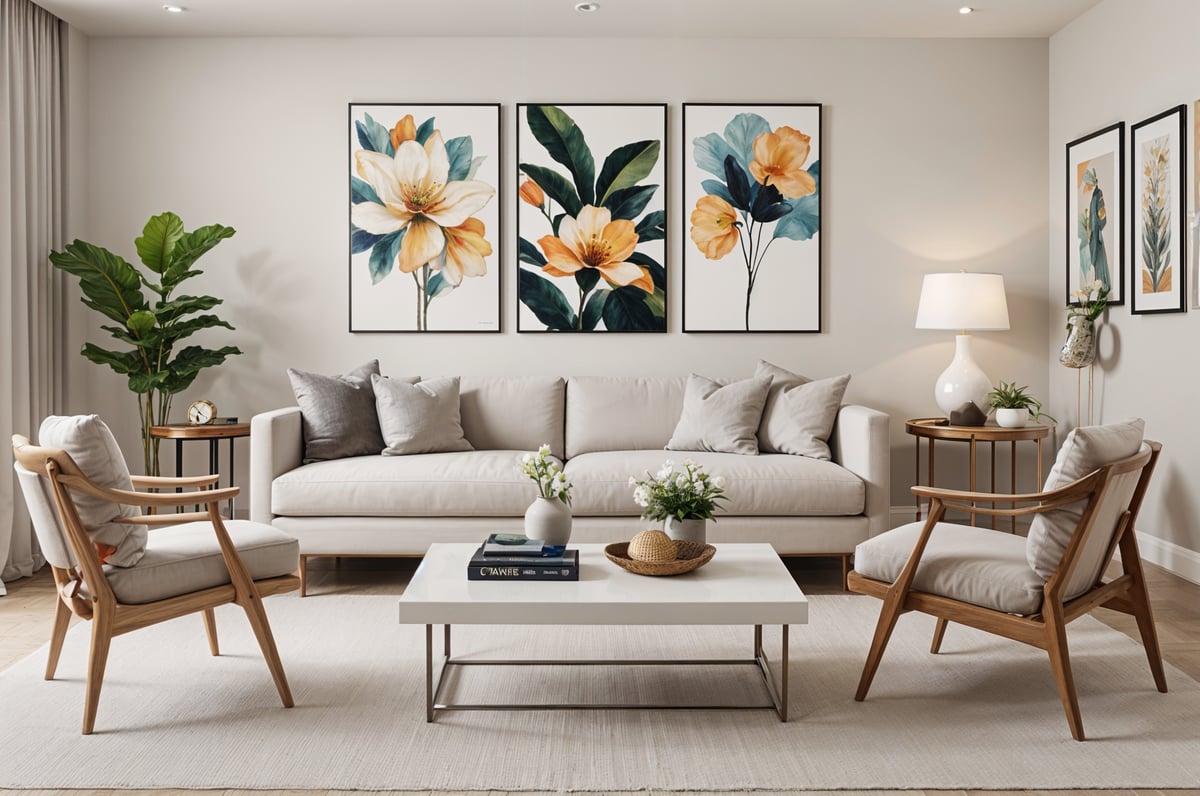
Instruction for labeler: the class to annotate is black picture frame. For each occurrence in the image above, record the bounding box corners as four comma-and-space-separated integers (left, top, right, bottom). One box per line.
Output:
1130, 105, 1187, 315
1065, 122, 1125, 308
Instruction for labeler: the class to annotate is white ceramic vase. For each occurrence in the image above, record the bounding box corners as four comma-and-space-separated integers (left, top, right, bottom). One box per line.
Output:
994, 407, 1030, 428
664, 516, 706, 543
524, 496, 572, 546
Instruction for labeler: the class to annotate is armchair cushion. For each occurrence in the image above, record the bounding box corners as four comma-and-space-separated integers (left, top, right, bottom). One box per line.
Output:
855, 521, 1046, 615
1026, 418, 1145, 580
104, 520, 299, 604
38, 415, 146, 567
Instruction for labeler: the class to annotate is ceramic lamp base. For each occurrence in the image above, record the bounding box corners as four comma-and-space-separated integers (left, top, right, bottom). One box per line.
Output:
934, 334, 991, 426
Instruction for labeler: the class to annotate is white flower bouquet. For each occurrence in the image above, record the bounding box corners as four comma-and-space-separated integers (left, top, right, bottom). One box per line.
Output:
521, 444, 572, 504
629, 459, 727, 522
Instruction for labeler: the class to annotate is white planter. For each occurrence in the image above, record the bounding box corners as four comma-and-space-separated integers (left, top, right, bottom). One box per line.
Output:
663, 516, 707, 543
995, 407, 1030, 428
524, 496, 572, 546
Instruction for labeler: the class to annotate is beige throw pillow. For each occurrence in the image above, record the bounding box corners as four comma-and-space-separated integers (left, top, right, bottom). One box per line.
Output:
755, 360, 850, 460
1025, 418, 1145, 579
373, 375, 474, 456
665, 373, 772, 455
38, 415, 146, 567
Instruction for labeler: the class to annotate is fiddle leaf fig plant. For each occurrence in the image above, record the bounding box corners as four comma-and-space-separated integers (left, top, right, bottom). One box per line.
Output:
49, 212, 242, 475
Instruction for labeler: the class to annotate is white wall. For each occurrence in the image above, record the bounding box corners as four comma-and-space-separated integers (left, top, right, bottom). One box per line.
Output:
67, 35, 1050, 508
1051, 0, 1200, 575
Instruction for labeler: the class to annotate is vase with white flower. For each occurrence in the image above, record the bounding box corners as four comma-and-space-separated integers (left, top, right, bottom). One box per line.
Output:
629, 459, 728, 543
520, 444, 573, 549
1061, 279, 1108, 368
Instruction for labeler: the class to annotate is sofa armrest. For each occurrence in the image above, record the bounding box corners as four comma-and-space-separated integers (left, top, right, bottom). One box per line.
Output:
250, 407, 303, 524
829, 404, 891, 537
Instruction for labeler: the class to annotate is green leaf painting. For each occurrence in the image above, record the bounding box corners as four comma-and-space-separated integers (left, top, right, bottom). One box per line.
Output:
1139, 137, 1172, 294
517, 104, 667, 332
349, 104, 500, 332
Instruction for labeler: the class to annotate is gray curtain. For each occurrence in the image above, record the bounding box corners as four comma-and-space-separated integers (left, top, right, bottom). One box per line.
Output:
1, 0, 67, 594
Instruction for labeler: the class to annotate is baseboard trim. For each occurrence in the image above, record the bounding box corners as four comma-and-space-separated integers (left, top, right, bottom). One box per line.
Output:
1137, 531, 1200, 585
890, 505, 917, 525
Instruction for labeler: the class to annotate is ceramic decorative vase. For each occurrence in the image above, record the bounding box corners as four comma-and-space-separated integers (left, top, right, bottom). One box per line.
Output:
1059, 316, 1096, 368
524, 496, 572, 546
994, 407, 1030, 428
664, 516, 706, 543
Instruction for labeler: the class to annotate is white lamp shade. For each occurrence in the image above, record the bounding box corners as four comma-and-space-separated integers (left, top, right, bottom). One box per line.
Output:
915, 272, 1010, 331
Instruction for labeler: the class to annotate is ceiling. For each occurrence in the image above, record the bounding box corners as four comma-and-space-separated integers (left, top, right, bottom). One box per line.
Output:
37, 0, 1101, 38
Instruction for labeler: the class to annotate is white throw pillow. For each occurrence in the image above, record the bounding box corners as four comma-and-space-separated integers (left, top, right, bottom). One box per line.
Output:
755, 360, 850, 460
37, 415, 146, 567
665, 373, 772, 455
373, 375, 474, 456
1025, 418, 1145, 579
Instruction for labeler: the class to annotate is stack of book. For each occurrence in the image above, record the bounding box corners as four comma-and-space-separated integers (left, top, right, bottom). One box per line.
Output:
467, 533, 579, 581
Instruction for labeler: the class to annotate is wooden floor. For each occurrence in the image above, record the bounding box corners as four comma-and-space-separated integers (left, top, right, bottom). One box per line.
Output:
1, 555, 1198, 796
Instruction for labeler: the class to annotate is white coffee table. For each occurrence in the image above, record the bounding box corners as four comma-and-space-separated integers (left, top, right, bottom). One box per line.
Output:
397, 542, 808, 722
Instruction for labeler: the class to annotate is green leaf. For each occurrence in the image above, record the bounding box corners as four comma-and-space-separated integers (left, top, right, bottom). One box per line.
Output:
723, 113, 771, 171
603, 285, 658, 331
595, 140, 660, 206
134, 212, 185, 274
693, 132, 742, 180
351, 176, 381, 205
351, 227, 383, 254
369, 230, 404, 284
163, 224, 235, 289
159, 345, 241, 394
634, 210, 665, 243
518, 236, 547, 267
582, 289, 608, 330
575, 268, 601, 294
414, 116, 435, 145
154, 294, 222, 320
125, 310, 156, 337
518, 163, 582, 217
79, 343, 143, 376
525, 105, 595, 206
445, 136, 474, 182
606, 185, 658, 220
49, 240, 148, 325
426, 270, 456, 299
356, 113, 393, 155
628, 251, 665, 290
155, 314, 236, 347
519, 268, 576, 330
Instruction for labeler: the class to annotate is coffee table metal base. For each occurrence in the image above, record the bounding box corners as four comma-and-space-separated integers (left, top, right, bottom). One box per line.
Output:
424, 623, 790, 722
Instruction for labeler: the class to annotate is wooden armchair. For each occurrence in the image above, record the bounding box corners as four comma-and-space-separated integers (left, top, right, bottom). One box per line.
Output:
13, 429, 301, 734
848, 435, 1165, 741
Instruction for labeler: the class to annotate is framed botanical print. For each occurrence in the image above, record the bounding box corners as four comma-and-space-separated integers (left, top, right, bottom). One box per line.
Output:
682, 103, 821, 332
516, 103, 667, 333
1066, 122, 1124, 307
1131, 105, 1187, 315
348, 103, 501, 332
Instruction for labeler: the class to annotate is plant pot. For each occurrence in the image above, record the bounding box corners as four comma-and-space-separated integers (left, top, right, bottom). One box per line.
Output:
663, 516, 706, 543
1059, 316, 1097, 368
995, 407, 1030, 428
524, 496, 572, 546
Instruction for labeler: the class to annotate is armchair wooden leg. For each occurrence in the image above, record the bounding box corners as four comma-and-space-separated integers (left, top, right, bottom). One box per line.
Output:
239, 592, 294, 708
1119, 534, 1168, 692
1045, 609, 1084, 741
45, 597, 73, 680
202, 608, 219, 656
930, 618, 948, 654
83, 604, 115, 735
855, 592, 905, 701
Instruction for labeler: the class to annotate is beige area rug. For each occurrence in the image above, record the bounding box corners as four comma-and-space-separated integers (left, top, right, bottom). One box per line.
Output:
0, 593, 1197, 791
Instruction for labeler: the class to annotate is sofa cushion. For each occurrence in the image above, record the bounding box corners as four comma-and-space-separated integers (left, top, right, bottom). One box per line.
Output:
756, 360, 850, 460
104, 520, 299, 605
666, 374, 772, 455
855, 521, 1046, 615
565, 376, 686, 458
565, 450, 865, 517
272, 451, 547, 517
38, 415, 146, 567
459, 376, 565, 458
288, 361, 398, 462
373, 375, 473, 455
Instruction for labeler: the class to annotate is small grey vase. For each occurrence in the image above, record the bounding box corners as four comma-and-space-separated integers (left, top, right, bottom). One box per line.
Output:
663, 516, 706, 543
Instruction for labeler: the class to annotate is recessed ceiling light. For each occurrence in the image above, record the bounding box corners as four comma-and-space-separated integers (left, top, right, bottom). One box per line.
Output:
959, 6, 974, 13
575, 2, 600, 12
162, 4, 186, 12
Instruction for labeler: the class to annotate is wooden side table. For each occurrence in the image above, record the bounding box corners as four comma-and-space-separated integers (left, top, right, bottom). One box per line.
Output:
905, 417, 1051, 531
149, 423, 251, 516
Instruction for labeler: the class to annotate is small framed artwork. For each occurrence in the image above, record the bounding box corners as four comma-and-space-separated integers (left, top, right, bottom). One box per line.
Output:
1130, 105, 1187, 315
1065, 122, 1124, 307
348, 103, 501, 332
516, 103, 667, 333
682, 103, 821, 332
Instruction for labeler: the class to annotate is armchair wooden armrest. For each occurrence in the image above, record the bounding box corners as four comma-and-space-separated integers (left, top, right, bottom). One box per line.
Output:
121, 512, 219, 527
130, 474, 220, 490
910, 471, 1102, 518
59, 472, 239, 509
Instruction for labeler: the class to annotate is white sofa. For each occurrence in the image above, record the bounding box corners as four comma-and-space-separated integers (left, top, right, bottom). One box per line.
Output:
250, 376, 890, 593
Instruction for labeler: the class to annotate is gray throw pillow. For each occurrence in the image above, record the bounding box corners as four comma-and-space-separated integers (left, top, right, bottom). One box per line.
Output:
287, 361, 390, 462
38, 415, 146, 567
666, 373, 772, 455
1026, 418, 1145, 579
755, 360, 850, 460
373, 375, 474, 456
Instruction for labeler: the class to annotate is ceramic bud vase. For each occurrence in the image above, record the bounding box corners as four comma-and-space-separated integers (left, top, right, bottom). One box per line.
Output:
1059, 316, 1097, 368
524, 496, 572, 546
994, 407, 1030, 428
664, 516, 706, 543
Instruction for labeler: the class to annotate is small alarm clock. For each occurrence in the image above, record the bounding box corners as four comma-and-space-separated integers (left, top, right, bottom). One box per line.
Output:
187, 399, 217, 425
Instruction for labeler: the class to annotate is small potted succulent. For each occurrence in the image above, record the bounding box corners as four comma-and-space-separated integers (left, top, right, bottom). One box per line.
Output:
987, 381, 1056, 428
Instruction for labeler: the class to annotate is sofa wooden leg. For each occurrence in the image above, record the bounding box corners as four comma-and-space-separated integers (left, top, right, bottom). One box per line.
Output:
298, 555, 308, 598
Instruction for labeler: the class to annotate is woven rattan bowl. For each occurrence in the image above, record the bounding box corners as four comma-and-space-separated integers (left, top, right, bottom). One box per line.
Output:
605, 539, 716, 576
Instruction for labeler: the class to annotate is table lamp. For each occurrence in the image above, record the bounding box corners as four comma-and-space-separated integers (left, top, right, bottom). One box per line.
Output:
915, 271, 1010, 426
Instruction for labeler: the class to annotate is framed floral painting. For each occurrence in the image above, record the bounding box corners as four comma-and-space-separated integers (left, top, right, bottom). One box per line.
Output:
348, 103, 501, 332
682, 103, 821, 332
1065, 122, 1124, 307
1130, 105, 1187, 315
516, 103, 667, 333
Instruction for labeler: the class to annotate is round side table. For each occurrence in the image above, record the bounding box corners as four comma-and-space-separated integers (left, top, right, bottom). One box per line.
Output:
905, 417, 1051, 531
149, 423, 251, 516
